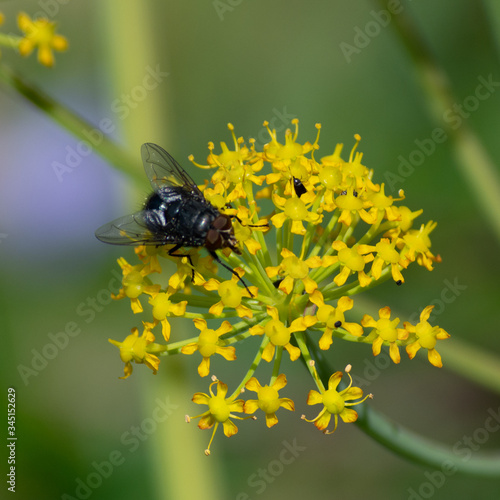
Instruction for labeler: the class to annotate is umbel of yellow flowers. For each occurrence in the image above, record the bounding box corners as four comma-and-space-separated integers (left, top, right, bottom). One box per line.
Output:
108, 120, 449, 454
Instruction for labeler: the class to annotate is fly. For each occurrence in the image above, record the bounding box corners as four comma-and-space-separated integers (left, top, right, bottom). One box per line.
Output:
95, 143, 256, 295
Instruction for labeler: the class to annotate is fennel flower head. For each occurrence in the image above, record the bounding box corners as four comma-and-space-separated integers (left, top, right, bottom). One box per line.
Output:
107, 119, 449, 454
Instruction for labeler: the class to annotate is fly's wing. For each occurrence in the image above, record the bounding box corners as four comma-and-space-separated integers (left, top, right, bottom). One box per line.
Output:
141, 143, 206, 203
95, 211, 172, 246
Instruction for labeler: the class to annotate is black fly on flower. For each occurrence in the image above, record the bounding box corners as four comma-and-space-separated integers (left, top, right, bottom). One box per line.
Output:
95, 143, 256, 294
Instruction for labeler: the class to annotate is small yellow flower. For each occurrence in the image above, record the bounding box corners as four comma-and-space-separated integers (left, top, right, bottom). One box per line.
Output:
309, 291, 363, 350
303, 366, 371, 434
249, 307, 316, 362
148, 290, 187, 341
265, 248, 322, 294
204, 268, 257, 318
364, 183, 403, 222
404, 305, 450, 368
181, 319, 235, 377
109, 325, 160, 379
17, 12, 68, 67
231, 205, 268, 255
332, 136, 376, 190
362, 307, 409, 364
401, 220, 440, 271
271, 190, 322, 235
112, 258, 161, 313
324, 240, 374, 287
187, 379, 249, 455
334, 187, 376, 226
263, 119, 320, 163
191, 123, 265, 202
167, 251, 211, 291
317, 166, 342, 210
244, 374, 294, 427
393, 206, 423, 232
366, 237, 410, 283
134, 245, 163, 275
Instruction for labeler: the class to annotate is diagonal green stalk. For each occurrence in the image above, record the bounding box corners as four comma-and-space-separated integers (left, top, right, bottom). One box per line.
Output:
374, 0, 500, 245
230, 336, 268, 398
0, 63, 144, 186
355, 403, 500, 477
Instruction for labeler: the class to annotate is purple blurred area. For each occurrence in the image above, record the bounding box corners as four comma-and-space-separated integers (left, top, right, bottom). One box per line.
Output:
0, 93, 131, 280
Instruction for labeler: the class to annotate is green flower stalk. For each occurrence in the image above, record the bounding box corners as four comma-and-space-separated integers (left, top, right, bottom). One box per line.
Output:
107, 120, 449, 454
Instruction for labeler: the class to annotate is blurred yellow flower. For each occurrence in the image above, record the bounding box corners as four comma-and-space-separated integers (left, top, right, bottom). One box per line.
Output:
18, 12, 68, 67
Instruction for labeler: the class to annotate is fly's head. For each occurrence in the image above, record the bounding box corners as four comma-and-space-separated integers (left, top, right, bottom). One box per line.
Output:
205, 214, 241, 254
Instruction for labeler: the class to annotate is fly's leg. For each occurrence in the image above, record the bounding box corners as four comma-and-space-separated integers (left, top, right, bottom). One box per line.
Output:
167, 244, 196, 281
209, 250, 254, 298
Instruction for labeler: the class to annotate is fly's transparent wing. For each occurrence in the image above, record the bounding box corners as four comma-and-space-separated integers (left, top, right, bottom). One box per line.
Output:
95, 212, 170, 245
141, 143, 206, 202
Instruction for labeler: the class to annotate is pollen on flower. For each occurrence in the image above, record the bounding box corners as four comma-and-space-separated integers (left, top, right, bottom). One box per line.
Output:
102, 119, 449, 453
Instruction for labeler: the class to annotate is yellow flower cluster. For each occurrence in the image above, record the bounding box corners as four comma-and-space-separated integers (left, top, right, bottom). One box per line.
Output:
108, 120, 449, 454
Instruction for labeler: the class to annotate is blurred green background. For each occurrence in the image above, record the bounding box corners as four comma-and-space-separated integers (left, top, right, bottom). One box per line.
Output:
1, 1, 499, 499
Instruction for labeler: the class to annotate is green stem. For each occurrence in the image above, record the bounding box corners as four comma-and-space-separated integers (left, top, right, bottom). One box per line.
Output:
230, 336, 268, 398
295, 331, 326, 391
100, 0, 222, 496
375, 0, 500, 245
483, 0, 500, 57
0, 34, 20, 48
355, 404, 500, 477
0, 63, 144, 186
270, 345, 283, 385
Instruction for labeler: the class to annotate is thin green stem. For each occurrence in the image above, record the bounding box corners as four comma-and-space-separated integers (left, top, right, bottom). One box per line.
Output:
308, 210, 340, 258
375, 0, 500, 245
270, 346, 283, 385
0, 63, 145, 186
295, 331, 326, 392
230, 336, 268, 398
355, 404, 500, 477
0, 34, 20, 48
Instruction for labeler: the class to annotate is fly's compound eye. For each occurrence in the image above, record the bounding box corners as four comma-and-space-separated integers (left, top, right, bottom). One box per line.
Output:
212, 215, 233, 231
205, 228, 223, 251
